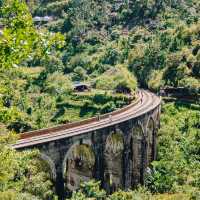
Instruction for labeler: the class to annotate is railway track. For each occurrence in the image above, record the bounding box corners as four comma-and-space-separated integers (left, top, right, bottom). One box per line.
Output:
13, 90, 161, 149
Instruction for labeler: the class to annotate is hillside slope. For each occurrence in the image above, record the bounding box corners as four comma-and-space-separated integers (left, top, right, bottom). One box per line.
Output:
29, 0, 200, 94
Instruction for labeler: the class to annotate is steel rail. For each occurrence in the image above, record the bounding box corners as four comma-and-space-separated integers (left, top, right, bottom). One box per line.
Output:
14, 90, 156, 147
14, 90, 161, 149
14, 90, 159, 148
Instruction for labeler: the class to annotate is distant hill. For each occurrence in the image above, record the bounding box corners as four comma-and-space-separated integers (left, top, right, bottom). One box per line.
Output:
29, 0, 200, 94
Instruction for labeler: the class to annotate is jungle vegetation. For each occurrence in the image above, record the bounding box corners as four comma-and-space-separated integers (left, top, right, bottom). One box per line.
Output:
0, 0, 199, 199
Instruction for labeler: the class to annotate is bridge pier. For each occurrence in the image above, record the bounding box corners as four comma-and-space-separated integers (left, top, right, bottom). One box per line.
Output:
92, 131, 105, 183
55, 170, 65, 200
123, 144, 132, 189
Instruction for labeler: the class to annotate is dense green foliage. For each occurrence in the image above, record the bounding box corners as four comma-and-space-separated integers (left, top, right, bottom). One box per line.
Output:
1, 0, 200, 132
146, 102, 200, 195
67, 180, 153, 200
128, 23, 200, 93
0, 0, 137, 132
66, 180, 198, 200
30, 0, 200, 93
0, 0, 199, 199
0, 129, 56, 200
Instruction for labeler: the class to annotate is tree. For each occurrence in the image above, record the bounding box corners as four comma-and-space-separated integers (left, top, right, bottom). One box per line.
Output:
67, 180, 106, 200
0, 128, 56, 199
0, 0, 37, 69
44, 72, 73, 95
145, 103, 200, 194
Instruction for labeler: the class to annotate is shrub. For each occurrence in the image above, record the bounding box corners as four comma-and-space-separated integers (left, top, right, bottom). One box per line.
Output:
179, 77, 200, 94
101, 47, 121, 65
73, 66, 88, 81
44, 72, 73, 95
148, 70, 165, 91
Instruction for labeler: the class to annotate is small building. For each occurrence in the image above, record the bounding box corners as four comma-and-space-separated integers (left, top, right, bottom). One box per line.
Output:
73, 82, 90, 92
115, 85, 131, 94
160, 86, 190, 97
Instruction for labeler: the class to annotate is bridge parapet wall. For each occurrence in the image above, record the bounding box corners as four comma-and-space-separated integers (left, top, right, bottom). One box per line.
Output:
20, 96, 140, 140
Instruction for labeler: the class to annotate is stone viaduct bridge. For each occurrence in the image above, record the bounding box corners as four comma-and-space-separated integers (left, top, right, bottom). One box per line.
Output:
13, 90, 161, 199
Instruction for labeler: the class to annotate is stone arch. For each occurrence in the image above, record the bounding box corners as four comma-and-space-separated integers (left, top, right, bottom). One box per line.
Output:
104, 129, 124, 193
39, 153, 56, 181
63, 142, 95, 191
146, 117, 155, 165
130, 122, 145, 186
